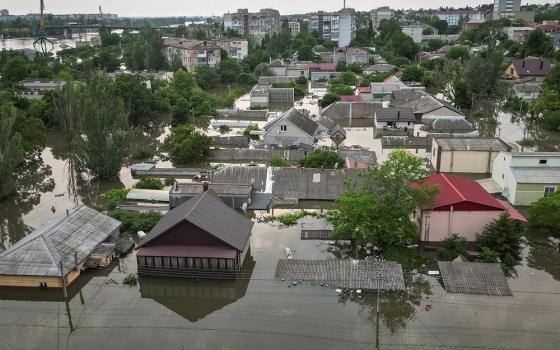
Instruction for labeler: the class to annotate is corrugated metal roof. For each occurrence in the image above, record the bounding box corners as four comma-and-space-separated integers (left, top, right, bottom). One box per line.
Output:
438, 261, 512, 296
434, 137, 509, 151
127, 189, 170, 202
0, 207, 120, 277
511, 167, 560, 184
138, 190, 253, 251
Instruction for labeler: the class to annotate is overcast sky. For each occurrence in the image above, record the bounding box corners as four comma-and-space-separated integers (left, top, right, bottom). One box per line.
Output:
1, 1, 551, 17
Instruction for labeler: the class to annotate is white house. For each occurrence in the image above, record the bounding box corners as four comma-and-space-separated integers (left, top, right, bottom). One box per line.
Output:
512, 82, 542, 100
262, 108, 320, 146
492, 152, 560, 205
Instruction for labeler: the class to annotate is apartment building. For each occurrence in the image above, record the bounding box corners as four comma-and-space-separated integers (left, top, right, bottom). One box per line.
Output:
223, 8, 281, 43
162, 38, 221, 72
493, 0, 521, 20
308, 8, 356, 47
289, 21, 301, 37
371, 7, 394, 29
402, 24, 423, 43
435, 10, 484, 26
213, 38, 249, 60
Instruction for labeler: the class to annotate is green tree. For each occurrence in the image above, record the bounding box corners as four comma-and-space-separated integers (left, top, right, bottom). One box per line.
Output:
238, 72, 258, 86
426, 39, 444, 51
521, 28, 554, 58
476, 213, 524, 274
219, 59, 243, 83
446, 46, 470, 61
162, 124, 213, 165
135, 176, 164, 190
327, 150, 435, 254
543, 65, 560, 93
401, 65, 423, 82
299, 149, 345, 169
195, 64, 220, 91
318, 93, 341, 108
529, 191, 560, 234
0, 103, 25, 199
267, 155, 290, 167
115, 74, 169, 127
72, 76, 130, 179
438, 234, 468, 261
463, 42, 505, 98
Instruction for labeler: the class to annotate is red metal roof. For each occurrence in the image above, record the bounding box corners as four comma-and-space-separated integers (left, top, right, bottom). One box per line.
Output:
340, 95, 363, 102
357, 87, 372, 93
413, 174, 506, 211
308, 63, 336, 72
497, 200, 527, 223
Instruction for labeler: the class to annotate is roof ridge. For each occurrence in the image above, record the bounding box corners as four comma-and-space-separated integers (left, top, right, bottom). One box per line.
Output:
184, 191, 211, 220
41, 234, 62, 271
441, 174, 466, 202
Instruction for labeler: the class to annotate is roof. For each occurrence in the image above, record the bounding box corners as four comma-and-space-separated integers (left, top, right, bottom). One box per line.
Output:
413, 174, 506, 211
511, 58, 552, 77
0, 207, 120, 277
375, 107, 415, 122
425, 117, 475, 131
363, 63, 396, 72
438, 262, 512, 296
271, 108, 319, 137
162, 38, 220, 50
511, 167, 560, 184
357, 87, 372, 93
320, 102, 378, 119
138, 190, 253, 251
513, 83, 542, 93
340, 95, 363, 102
268, 59, 286, 67
171, 183, 253, 197
127, 189, 170, 202
307, 62, 336, 72
433, 138, 510, 151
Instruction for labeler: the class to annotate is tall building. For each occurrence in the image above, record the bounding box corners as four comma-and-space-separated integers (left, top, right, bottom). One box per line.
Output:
493, 0, 521, 19
371, 7, 394, 29
161, 38, 222, 72
308, 8, 356, 48
223, 8, 281, 44
435, 10, 484, 26
288, 21, 301, 37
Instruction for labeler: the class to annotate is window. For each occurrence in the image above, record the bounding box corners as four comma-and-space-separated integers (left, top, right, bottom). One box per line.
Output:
539, 159, 548, 165
544, 186, 556, 197
280, 125, 288, 132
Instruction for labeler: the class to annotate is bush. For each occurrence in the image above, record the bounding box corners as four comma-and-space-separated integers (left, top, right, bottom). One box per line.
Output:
267, 155, 290, 167
164, 177, 176, 186
318, 93, 341, 108
299, 149, 345, 169
109, 210, 163, 232
162, 124, 213, 165
438, 234, 468, 261
266, 210, 322, 226
218, 124, 232, 134
529, 190, 560, 234
135, 176, 164, 190
123, 274, 138, 286
295, 76, 308, 85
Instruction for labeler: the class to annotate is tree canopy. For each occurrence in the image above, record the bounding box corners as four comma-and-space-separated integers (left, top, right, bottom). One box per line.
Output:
162, 124, 213, 165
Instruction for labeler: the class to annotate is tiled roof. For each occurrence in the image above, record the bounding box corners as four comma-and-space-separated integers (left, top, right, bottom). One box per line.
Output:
511, 58, 552, 77
340, 95, 363, 102
284, 108, 319, 136
375, 107, 415, 122
139, 190, 253, 251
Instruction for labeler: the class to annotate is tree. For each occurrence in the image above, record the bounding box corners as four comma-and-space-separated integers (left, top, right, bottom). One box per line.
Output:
299, 149, 344, 169
387, 32, 419, 60
463, 42, 505, 98
219, 59, 243, 83
438, 234, 468, 261
529, 191, 560, 234
401, 65, 424, 82
115, 74, 169, 127
327, 150, 435, 254
521, 28, 554, 58
476, 213, 524, 274
195, 65, 219, 91
542, 65, 560, 93
72, 76, 130, 180
238, 72, 258, 86
218, 124, 231, 134
426, 39, 444, 51
446, 46, 470, 61
318, 93, 341, 108
135, 176, 164, 190
162, 124, 213, 165
267, 156, 290, 167
0, 103, 25, 199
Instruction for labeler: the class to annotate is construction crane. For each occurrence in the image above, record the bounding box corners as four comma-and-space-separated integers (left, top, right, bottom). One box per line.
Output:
33, 0, 53, 54
99, 5, 105, 24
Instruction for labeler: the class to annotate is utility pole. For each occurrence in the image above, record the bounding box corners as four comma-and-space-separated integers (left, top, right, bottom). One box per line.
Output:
375, 263, 382, 350
59, 259, 68, 299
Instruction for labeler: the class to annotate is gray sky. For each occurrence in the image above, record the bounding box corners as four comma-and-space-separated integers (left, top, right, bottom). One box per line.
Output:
1, 1, 552, 17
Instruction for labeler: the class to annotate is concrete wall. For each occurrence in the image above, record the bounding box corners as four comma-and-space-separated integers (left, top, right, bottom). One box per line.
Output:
492, 152, 518, 203
435, 148, 501, 173
420, 210, 502, 242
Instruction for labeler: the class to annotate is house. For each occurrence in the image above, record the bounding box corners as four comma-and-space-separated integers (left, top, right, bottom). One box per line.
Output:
137, 189, 253, 278
262, 108, 320, 146
512, 82, 542, 100
431, 137, 512, 174
390, 90, 463, 119
504, 26, 534, 43
412, 174, 526, 242
374, 107, 416, 130
320, 101, 378, 120
268, 59, 287, 76
250, 85, 294, 108
462, 19, 485, 31
334, 47, 369, 65
18, 79, 64, 99
492, 152, 560, 205
169, 182, 254, 209
371, 75, 426, 97
340, 95, 363, 102
505, 58, 552, 81
0, 207, 121, 288
161, 38, 221, 72
212, 38, 248, 60
308, 63, 338, 81
363, 63, 396, 74
422, 116, 478, 136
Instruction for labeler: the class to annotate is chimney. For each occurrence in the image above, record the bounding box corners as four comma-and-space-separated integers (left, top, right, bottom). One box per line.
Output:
203, 182, 209, 191
397, 110, 401, 120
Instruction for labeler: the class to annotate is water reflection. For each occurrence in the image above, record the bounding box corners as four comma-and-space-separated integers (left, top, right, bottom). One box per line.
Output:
0, 153, 54, 250
337, 274, 432, 334
527, 233, 560, 281
139, 253, 256, 322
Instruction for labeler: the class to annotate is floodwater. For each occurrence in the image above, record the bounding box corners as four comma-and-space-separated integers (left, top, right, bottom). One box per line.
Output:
1, 34, 99, 54
0, 219, 559, 349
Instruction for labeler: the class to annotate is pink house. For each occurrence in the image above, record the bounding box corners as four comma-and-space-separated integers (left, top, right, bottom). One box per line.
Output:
412, 174, 526, 242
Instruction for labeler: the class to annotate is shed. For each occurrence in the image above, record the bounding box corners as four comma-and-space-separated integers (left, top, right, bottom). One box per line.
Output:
438, 261, 512, 296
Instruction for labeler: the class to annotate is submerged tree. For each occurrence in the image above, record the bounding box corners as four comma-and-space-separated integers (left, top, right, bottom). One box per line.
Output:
162, 124, 213, 165
0, 104, 24, 200
72, 76, 130, 180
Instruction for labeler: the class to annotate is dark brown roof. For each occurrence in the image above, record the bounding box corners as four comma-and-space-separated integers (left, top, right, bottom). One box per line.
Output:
375, 107, 415, 122
138, 190, 253, 251
511, 58, 552, 77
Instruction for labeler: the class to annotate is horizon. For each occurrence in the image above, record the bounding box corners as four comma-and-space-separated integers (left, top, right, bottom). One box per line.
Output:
0, 0, 553, 18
